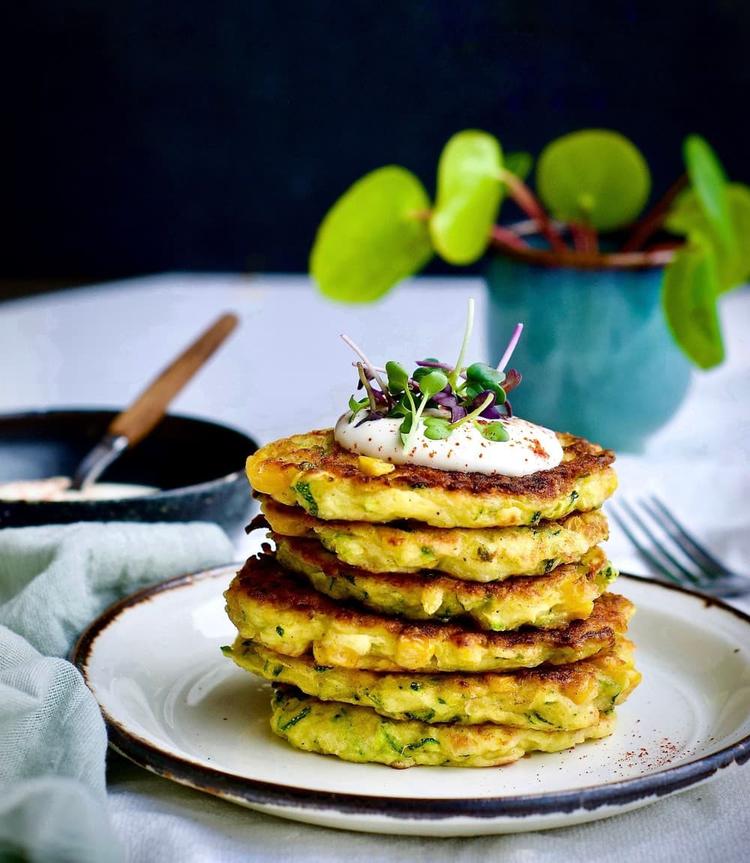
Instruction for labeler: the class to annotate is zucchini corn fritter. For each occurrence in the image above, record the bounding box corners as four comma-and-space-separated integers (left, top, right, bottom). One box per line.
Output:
224, 637, 640, 731
224, 553, 633, 672
274, 537, 618, 631
270, 686, 617, 768
246, 429, 617, 528
225, 423, 639, 768
259, 496, 610, 581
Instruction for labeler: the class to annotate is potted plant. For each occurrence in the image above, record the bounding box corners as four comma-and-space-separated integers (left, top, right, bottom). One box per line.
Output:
309, 129, 749, 450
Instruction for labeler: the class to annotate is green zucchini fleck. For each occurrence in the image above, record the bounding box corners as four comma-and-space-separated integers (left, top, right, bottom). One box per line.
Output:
404, 737, 439, 751
476, 545, 494, 562
279, 706, 311, 731
382, 728, 404, 754
294, 481, 319, 516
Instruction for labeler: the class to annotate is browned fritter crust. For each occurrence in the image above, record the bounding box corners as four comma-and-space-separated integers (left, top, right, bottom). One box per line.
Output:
227, 552, 632, 653
246, 428, 617, 528
276, 535, 609, 604
255, 429, 613, 498
321, 432, 614, 497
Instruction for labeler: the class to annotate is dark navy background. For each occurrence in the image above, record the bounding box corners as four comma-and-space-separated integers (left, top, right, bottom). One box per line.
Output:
3, 1, 747, 280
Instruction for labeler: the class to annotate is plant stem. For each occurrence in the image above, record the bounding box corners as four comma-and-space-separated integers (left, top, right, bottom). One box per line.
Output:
570, 222, 599, 253
357, 363, 378, 413
489, 225, 530, 251
510, 218, 566, 236
449, 393, 494, 429
448, 298, 475, 390
490, 243, 678, 270
341, 334, 389, 398
501, 170, 568, 253
403, 386, 425, 452
497, 323, 524, 372
622, 174, 688, 252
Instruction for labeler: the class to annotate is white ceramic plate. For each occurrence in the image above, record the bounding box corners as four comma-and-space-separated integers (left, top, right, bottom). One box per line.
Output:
73, 567, 750, 836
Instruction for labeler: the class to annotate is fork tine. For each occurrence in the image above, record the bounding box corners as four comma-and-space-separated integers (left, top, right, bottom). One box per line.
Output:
645, 496, 728, 576
618, 499, 703, 586
609, 502, 685, 586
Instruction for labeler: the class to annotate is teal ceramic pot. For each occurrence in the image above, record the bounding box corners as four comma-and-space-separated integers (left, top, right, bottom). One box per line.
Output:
485, 254, 692, 452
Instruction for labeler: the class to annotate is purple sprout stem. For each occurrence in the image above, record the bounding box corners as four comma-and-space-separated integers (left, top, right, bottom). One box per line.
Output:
497, 323, 524, 372
415, 359, 453, 371
448, 392, 494, 430
356, 363, 379, 413
341, 334, 390, 398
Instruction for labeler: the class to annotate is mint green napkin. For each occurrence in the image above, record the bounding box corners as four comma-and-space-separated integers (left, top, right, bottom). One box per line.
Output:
0, 522, 234, 863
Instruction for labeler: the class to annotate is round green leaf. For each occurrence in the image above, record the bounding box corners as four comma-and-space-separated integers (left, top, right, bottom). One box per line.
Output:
385, 360, 409, 394
683, 135, 734, 253
310, 166, 433, 303
666, 183, 750, 293
504, 151, 533, 182
418, 370, 448, 397
430, 130, 504, 265
662, 241, 724, 369
536, 130, 651, 231
482, 422, 510, 442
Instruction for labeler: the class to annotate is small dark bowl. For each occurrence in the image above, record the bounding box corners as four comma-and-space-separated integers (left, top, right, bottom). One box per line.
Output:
0, 409, 258, 540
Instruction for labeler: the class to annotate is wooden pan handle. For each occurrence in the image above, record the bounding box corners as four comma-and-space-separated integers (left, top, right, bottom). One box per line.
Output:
108, 313, 239, 447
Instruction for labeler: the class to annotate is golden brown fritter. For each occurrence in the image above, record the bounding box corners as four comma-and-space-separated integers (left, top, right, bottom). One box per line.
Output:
258, 496, 610, 580
275, 536, 617, 630
246, 429, 616, 528
225, 637, 640, 729
224, 553, 634, 672
269, 686, 617, 767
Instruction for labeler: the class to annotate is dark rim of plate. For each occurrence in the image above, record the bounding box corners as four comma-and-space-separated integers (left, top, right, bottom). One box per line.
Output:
72, 567, 750, 822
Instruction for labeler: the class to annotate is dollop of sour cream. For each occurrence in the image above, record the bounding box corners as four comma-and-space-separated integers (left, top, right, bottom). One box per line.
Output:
335, 412, 563, 477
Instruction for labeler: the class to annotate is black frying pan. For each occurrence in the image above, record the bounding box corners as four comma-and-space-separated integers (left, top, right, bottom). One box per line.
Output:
0, 409, 257, 539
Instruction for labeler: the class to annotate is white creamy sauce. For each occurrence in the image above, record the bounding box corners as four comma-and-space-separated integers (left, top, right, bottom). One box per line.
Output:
334, 412, 563, 477
0, 477, 159, 502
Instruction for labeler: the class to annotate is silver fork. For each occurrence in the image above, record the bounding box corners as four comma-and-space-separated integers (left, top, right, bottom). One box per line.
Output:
608, 495, 749, 598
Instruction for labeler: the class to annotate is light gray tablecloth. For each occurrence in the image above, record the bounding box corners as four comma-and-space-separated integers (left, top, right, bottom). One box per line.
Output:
1, 275, 748, 861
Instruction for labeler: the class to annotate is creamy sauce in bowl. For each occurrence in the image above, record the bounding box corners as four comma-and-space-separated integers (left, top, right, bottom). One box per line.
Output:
0, 477, 159, 502
334, 412, 563, 477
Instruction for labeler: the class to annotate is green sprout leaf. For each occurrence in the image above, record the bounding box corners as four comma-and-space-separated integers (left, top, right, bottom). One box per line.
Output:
666, 183, 750, 293
310, 166, 433, 303
683, 135, 735, 253
418, 370, 448, 398
430, 130, 504, 265
348, 395, 367, 413
385, 360, 409, 394
399, 413, 414, 446
466, 362, 505, 387
401, 369, 449, 451
465, 363, 506, 402
504, 151, 533, 182
481, 422, 510, 442
536, 129, 651, 231
662, 240, 724, 369
412, 366, 431, 383
423, 417, 451, 440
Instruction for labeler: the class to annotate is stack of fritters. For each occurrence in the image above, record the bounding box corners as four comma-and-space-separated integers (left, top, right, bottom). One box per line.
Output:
224, 428, 640, 768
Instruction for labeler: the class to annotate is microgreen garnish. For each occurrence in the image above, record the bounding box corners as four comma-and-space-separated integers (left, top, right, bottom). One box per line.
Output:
341, 301, 524, 450
482, 422, 510, 442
